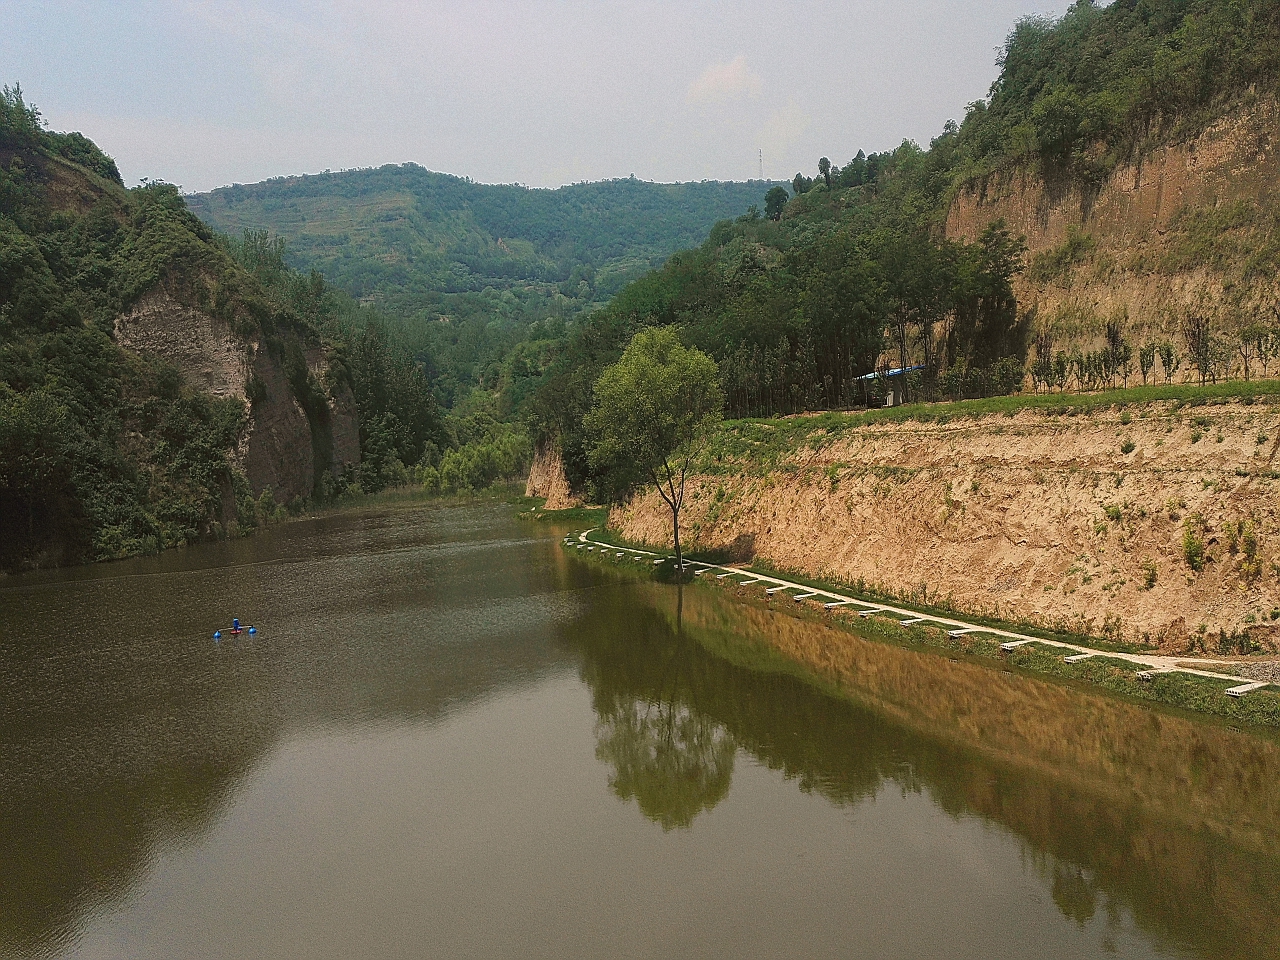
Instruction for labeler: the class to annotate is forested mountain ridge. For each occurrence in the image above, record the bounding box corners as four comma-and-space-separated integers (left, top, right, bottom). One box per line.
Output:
188, 169, 776, 403
524, 0, 1280, 497
189, 167, 774, 302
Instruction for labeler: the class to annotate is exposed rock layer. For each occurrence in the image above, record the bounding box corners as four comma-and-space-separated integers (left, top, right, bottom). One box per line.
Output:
115, 291, 247, 400
946, 95, 1280, 348
114, 290, 359, 502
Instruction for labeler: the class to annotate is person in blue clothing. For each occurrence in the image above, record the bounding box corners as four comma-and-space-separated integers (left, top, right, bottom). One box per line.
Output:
214, 618, 255, 640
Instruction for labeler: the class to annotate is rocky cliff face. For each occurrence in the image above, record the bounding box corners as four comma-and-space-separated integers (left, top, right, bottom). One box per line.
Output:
947, 95, 1280, 352
613, 401, 1280, 650
114, 290, 360, 503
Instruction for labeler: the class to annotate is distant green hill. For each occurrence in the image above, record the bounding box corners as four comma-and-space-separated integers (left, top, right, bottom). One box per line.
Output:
189, 167, 772, 304
188, 166, 774, 403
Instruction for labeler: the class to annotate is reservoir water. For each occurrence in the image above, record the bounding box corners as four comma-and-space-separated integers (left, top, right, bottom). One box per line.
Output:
1, 501, 1278, 960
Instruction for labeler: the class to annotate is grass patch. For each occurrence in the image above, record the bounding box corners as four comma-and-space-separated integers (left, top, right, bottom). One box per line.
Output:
522, 503, 609, 526
1002, 644, 1280, 726
1027, 227, 1096, 282
309, 482, 527, 516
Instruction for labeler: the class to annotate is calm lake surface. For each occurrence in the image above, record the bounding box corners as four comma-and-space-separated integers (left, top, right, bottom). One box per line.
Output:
2, 501, 1278, 960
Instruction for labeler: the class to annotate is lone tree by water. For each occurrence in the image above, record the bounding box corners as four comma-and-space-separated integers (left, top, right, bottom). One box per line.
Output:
586, 328, 723, 573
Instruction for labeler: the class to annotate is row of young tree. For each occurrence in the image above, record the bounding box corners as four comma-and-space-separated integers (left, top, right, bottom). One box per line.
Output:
1030, 314, 1280, 393
710, 221, 1027, 417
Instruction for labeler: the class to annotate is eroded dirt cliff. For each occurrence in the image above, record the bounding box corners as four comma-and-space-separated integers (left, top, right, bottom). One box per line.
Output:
946, 95, 1280, 354
613, 401, 1280, 650
526, 439, 581, 510
115, 290, 359, 503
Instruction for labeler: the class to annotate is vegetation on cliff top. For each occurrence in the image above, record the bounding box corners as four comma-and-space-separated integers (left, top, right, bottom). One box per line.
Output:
957, 0, 1280, 186
1, 85, 260, 568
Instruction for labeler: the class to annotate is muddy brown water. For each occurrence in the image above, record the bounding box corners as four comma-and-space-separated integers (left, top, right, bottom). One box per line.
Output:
1, 502, 1277, 960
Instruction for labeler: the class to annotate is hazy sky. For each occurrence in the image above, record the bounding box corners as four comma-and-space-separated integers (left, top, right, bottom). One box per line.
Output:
3, 1, 1073, 192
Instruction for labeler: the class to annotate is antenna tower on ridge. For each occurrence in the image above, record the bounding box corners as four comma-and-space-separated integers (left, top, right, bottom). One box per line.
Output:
759, 149, 764, 180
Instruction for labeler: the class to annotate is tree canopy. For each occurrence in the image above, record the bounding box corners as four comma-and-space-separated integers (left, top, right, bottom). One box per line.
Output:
586, 328, 723, 569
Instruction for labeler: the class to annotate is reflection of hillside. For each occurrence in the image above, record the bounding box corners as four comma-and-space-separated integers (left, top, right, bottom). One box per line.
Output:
564, 575, 1280, 960
0, 507, 585, 960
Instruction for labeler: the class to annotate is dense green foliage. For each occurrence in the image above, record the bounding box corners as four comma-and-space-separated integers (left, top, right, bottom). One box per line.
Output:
952, 0, 1280, 185
219, 228, 450, 496
188, 167, 775, 406
194, 232, 531, 501
0, 84, 123, 186
2, 88, 473, 570
418, 392, 532, 497
528, 190, 1027, 491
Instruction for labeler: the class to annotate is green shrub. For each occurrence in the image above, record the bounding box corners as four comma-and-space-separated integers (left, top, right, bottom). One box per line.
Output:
426, 418, 532, 495
1140, 557, 1158, 589
1183, 517, 1206, 572
1028, 228, 1095, 282
1242, 521, 1259, 560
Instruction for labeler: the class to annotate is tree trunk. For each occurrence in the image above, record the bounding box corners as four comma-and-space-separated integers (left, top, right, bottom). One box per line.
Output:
671, 503, 682, 572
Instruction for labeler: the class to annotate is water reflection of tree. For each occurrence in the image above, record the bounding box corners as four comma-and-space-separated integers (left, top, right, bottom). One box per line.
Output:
1051, 863, 1099, 928
595, 699, 735, 830
0, 541, 576, 960
586, 587, 736, 829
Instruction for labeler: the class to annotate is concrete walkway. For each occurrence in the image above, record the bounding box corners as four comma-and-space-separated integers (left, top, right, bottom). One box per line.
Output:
569, 530, 1270, 699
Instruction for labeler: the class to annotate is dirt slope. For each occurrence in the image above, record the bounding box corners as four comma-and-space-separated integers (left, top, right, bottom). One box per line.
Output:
613, 401, 1280, 650
946, 94, 1280, 358
526, 439, 580, 510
